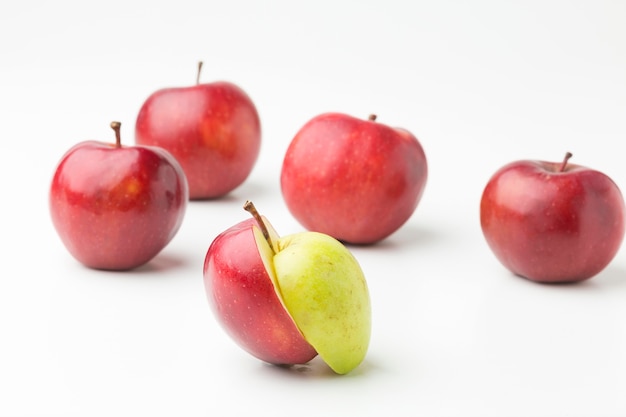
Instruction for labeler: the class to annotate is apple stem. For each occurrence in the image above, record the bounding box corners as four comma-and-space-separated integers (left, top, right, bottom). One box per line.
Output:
368, 114, 377, 122
110, 121, 122, 148
559, 152, 573, 172
243, 201, 275, 253
196, 61, 203, 85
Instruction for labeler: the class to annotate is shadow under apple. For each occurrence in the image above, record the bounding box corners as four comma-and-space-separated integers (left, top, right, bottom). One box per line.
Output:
189, 177, 274, 205
260, 355, 378, 380
511, 263, 626, 291
593, 264, 626, 289
104, 252, 191, 275
345, 222, 443, 253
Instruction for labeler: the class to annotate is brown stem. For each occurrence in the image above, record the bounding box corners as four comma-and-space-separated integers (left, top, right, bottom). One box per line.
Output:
196, 61, 203, 85
243, 200, 275, 253
559, 152, 573, 172
368, 114, 377, 122
110, 121, 122, 148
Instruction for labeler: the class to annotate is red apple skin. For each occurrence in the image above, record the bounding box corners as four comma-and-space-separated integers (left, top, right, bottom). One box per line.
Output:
480, 157, 625, 283
203, 218, 317, 366
280, 113, 428, 244
49, 140, 188, 270
135, 81, 261, 200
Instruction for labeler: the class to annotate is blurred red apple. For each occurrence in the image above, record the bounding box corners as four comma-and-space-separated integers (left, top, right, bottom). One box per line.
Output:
135, 62, 261, 199
49, 122, 188, 270
280, 113, 428, 244
480, 152, 625, 283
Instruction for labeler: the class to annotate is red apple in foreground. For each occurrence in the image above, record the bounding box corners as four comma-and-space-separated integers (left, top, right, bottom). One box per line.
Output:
480, 152, 625, 283
135, 62, 261, 199
49, 122, 188, 270
280, 113, 427, 244
203, 216, 318, 367
203, 201, 371, 374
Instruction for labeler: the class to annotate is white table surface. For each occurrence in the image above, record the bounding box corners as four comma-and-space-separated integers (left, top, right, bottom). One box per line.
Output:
2, 1, 625, 416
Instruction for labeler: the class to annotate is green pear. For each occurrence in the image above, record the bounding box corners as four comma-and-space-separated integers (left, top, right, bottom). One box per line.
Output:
246, 201, 371, 374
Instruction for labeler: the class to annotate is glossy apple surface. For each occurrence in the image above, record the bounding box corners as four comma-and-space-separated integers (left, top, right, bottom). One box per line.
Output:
280, 113, 427, 244
135, 62, 261, 199
480, 153, 625, 283
203, 202, 371, 374
49, 122, 188, 270
203, 217, 318, 365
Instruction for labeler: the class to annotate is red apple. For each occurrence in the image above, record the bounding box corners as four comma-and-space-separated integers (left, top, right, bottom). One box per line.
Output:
135, 62, 261, 199
49, 122, 188, 270
280, 113, 428, 244
480, 152, 625, 283
203, 217, 318, 366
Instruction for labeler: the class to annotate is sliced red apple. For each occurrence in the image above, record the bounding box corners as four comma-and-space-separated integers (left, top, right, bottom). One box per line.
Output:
203, 217, 317, 365
204, 201, 371, 374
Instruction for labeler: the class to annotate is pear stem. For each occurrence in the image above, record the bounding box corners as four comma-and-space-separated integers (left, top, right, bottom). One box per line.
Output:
110, 121, 122, 148
196, 61, 203, 85
559, 152, 573, 172
243, 201, 275, 253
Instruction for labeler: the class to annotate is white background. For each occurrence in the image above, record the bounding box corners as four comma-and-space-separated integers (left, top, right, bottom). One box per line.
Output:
2, 1, 626, 416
